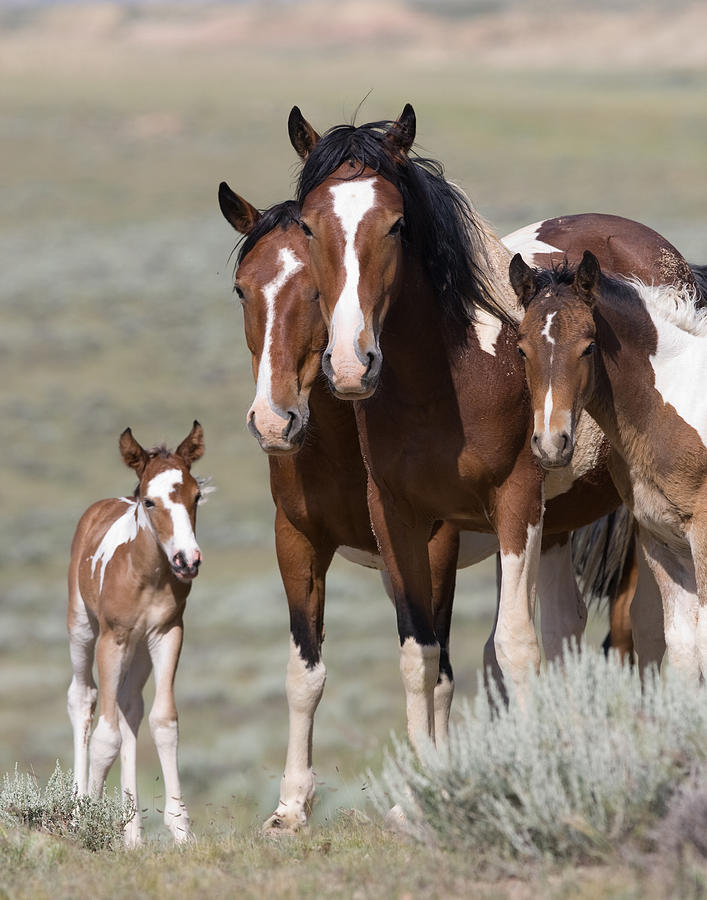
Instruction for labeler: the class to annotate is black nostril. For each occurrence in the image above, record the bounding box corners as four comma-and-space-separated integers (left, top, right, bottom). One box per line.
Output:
561, 433, 569, 452
283, 411, 297, 439
173, 551, 186, 570
531, 433, 539, 446
193, 557, 201, 570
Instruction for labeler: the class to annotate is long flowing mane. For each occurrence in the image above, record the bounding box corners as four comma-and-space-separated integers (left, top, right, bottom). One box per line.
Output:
236, 200, 300, 266
295, 120, 514, 328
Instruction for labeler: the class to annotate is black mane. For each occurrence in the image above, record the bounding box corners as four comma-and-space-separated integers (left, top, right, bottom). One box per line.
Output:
530, 261, 645, 310
295, 120, 511, 329
236, 200, 300, 266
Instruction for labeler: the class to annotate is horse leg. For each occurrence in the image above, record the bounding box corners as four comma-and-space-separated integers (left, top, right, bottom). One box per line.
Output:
483, 554, 507, 701
639, 529, 699, 681
607, 530, 637, 664
263, 508, 332, 835
146, 621, 192, 843
493, 466, 544, 696
67, 589, 98, 795
428, 522, 459, 745
688, 516, 707, 680
88, 629, 131, 798
630, 539, 666, 670
537, 532, 587, 661
367, 482, 438, 752
117, 641, 151, 847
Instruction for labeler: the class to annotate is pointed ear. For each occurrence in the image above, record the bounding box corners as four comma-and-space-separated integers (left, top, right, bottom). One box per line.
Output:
119, 428, 148, 477
575, 250, 601, 305
218, 182, 261, 235
384, 103, 416, 161
176, 420, 205, 469
288, 106, 320, 160
509, 253, 538, 309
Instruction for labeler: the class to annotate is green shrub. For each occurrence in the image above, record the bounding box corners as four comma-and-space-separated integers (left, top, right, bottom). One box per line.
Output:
0, 763, 135, 852
369, 645, 707, 862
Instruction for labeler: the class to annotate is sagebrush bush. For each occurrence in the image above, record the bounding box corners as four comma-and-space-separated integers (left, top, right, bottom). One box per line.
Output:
369, 645, 707, 862
0, 763, 135, 852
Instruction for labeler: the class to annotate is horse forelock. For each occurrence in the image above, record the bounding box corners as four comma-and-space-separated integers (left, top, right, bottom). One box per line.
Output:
296, 119, 513, 334
234, 200, 301, 270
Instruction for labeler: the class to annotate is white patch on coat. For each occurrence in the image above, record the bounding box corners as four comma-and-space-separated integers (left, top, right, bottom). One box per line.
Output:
147, 469, 200, 561
501, 222, 562, 262
90, 499, 149, 592
328, 179, 376, 363
473, 306, 503, 356
250, 247, 303, 420
336, 545, 383, 569
639, 284, 707, 446
399, 637, 440, 746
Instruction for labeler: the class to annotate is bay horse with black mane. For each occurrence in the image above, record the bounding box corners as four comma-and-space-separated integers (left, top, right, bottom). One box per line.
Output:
289, 103, 696, 745
512, 251, 707, 681
67, 422, 206, 846
218, 184, 627, 832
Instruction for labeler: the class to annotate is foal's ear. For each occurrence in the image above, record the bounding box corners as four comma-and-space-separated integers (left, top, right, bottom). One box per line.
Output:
218, 182, 261, 235
119, 428, 149, 477
176, 420, 205, 469
508, 253, 538, 309
288, 106, 320, 160
574, 250, 601, 305
384, 103, 416, 160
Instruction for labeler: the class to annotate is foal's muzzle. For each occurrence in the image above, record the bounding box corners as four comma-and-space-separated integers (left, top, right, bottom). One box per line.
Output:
171, 549, 202, 581
531, 430, 574, 468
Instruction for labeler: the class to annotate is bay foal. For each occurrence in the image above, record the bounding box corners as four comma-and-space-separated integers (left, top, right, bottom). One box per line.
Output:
512, 251, 707, 681
67, 422, 205, 845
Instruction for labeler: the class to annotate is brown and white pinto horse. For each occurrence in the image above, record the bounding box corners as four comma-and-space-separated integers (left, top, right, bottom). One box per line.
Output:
67, 422, 205, 846
290, 104, 695, 743
512, 251, 707, 681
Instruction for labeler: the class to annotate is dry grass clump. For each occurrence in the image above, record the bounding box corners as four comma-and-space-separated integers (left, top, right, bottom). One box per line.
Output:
370, 645, 707, 863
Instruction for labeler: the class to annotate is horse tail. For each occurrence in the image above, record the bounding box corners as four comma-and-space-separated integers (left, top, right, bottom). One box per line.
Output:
571, 505, 635, 611
689, 263, 707, 307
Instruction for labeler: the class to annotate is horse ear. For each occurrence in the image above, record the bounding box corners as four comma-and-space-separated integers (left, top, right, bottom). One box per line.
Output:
218, 182, 261, 235
119, 428, 148, 477
575, 250, 601, 305
288, 106, 320, 160
176, 420, 205, 469
508, 253, 538, 309
384, 103, 416, 160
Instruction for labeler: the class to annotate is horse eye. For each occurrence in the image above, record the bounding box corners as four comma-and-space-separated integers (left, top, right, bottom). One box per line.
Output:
581, 341, 596, 357
299, 220, 313, 238
144, 498, 155, 509
234, 284, 244, 300
517, 345, 527, 359
388, 217, 404, 237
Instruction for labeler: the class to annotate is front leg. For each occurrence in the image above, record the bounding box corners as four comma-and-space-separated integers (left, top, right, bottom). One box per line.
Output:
537, 532, 587, 661
428, 522, 459, 745
493, 463, 544, 695
367, 480, 439, 752
263, 507, 332, 835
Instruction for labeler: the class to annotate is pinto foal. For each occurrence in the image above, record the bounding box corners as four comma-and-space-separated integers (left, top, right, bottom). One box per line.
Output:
67, 422, 205, 845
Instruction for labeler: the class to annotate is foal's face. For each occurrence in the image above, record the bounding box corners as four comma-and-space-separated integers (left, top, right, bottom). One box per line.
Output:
512, 254, 600, 468
236, 225, 324, 454
120, 422, 205, 581
300, 167, 404, 398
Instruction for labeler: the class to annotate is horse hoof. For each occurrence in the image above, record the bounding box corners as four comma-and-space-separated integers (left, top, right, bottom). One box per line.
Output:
262, 813, 306, 837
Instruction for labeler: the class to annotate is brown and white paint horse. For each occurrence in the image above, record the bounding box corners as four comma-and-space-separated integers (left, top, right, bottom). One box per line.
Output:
290, 104, 695, 743
67, 422, 205, 845
512, 251, 707, 681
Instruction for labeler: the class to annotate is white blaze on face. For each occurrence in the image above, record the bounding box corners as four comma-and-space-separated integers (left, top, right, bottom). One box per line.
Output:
250, 247, 303, 421
328, 179, 377, 368
501, 222, 563, 263
147, 468, 200, 562
538, 311, 557, 433
91, 499, 150, 593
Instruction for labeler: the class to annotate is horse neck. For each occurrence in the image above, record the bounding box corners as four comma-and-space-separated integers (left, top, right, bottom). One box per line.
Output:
465, 209, 525, 326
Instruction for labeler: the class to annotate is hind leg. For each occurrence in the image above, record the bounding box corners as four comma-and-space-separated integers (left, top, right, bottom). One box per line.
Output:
538, 533, 587, 661
88, 630, 132, 798
67, 591, 98, 795
118, 642, 151, 847
428, 523, 459, 745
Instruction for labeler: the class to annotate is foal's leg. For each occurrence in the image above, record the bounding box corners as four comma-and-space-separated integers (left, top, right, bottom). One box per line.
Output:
537, 533, 587, 661
493, 466, 544, 695
263, 508, 332, 834
67, 590, 98, 795
607, 532, 637, 664
147, 621, 192, 843
117, 642, 151, 847
630, 542, 666, 670
640, 529, 699, 681
88, 630, 131, 798
428, 522, 459, 745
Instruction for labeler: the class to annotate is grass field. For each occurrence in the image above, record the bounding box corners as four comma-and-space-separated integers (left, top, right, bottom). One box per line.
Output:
2, 2, 707, 893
